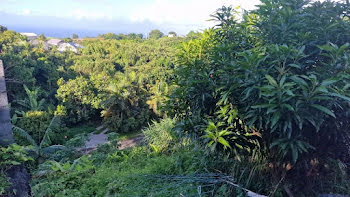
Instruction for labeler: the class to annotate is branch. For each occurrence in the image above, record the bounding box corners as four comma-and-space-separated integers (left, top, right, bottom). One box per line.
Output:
5, 78, 23, 84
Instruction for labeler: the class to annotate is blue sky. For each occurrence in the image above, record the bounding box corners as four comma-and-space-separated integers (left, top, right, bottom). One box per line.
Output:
0, 0, 260, 37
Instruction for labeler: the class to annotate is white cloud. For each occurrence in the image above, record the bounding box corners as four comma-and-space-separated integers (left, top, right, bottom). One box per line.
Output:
2, 0, 17, 3
19, 9, 31, 15
130, 0, 260, 27
66, 9, 113, 20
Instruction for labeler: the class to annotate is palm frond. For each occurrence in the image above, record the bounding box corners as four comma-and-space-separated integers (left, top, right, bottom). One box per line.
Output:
41, 145, 66, 157
37, 99, 46, 110
12, 125, 38, 148
39, 116, 61, 148
15, 99, 30, 110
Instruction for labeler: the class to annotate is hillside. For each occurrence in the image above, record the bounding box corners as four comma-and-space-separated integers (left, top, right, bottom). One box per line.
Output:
1, 0, 350, 196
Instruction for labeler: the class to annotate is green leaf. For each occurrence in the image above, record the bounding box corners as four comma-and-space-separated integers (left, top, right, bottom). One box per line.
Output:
330, 93, 350, 102
288, 64, 301, 69
217, 137, 231, 149
292, 145, 298, 163
282, 104, 294, 111
251, 104, 275, 109
321, 79, 337, 86
265, 75, 278, 86
219, 130, 233, 136
311, 104, 335, 118
10, 161, 21, 165
290, 76, 308, 86
270, 112, 280, 128
279, 75, 286, 86
12, 126, 38, 148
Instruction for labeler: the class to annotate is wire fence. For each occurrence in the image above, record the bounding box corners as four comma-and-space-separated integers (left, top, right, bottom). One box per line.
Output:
108, 173, 266, 197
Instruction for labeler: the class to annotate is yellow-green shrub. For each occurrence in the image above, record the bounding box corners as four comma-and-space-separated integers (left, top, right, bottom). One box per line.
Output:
16, 111, 51, 144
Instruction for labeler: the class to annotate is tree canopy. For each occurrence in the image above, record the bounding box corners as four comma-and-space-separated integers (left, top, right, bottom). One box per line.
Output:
148, 29, 164, 39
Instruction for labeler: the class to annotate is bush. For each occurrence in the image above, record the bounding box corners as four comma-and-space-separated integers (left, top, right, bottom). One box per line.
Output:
16, 111, 51, 144
168, 1, 350, 195
143, 118, 178, 153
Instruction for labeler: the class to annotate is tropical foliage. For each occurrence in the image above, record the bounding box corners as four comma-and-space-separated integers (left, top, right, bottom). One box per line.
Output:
1, 0, 350, 196
168, 0, 350, 195
13, 116, 66, 162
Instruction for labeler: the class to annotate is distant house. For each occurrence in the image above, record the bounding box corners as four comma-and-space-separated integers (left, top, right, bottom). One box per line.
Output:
47, 39, 63, 46
20, 32, 38, 40
57, 42, 78, 53
29, 39, 49, 50
168, 32, 177, 37
28, 37, 81, 53
71, 42, 83, 49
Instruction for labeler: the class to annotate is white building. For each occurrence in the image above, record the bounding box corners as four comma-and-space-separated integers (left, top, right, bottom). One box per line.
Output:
20, 32, 38, 40
168, 32, 177, 37
57, 42, 78, 53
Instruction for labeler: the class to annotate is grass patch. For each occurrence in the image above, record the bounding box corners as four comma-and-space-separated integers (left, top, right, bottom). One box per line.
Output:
63, 124, 96, 140
31, 145, 208, 197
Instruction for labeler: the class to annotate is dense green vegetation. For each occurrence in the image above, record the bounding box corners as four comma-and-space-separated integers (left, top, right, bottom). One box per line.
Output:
1, 0, 350, 196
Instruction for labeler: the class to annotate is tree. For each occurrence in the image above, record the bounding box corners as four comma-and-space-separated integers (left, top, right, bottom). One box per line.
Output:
148, 29, 164, 39
0, 25, 7, 33
186, 31, 201, 40
37, 34, 47, 41
62, 37, 73, 43
127, 33, 143, 40
72, 34, 79, 39
169, 2, 350, 195
0, 60, 31, 197
137, 33, 144, 39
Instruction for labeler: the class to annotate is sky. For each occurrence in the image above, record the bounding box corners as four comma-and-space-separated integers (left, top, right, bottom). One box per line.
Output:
0, 0, 261, 38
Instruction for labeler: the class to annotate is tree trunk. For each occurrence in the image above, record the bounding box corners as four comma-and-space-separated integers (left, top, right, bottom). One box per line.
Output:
0, 60, 31, 197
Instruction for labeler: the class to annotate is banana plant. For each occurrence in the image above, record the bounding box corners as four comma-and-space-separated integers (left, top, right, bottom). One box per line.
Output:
16, 84, 46, 112
12, 116, 66, 162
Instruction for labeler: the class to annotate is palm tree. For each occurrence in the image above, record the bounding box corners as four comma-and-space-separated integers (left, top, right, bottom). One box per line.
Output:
13, 116, 66, 162
146, 80, 169, 116
0, 59, 31, 197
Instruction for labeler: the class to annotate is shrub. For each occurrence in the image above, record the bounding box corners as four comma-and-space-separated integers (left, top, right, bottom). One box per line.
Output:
16, 111, 51, 144
168, 0, 350, 195
143, 118, 178, 153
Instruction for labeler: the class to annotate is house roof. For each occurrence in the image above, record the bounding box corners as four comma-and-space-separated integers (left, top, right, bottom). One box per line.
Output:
71, 42, 83, 48
47, 39, 63, 46
20, 32, 38, 37
29, 39, 50, 50
57, 43, 78, 53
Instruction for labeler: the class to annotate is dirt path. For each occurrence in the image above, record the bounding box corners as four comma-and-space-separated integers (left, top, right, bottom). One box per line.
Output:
118, 134, 144, 150
78, 125, 144, 153
84, 127, 108, 150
